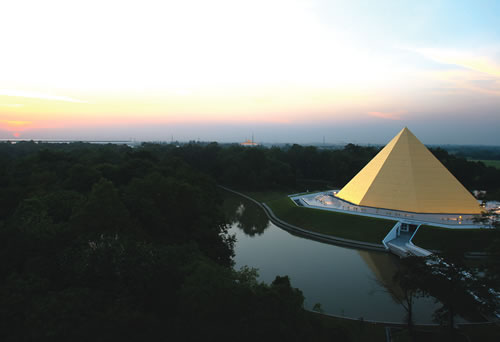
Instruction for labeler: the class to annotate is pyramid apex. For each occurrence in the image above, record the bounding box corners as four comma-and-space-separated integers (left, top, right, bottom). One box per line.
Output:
398, 126, 414, 137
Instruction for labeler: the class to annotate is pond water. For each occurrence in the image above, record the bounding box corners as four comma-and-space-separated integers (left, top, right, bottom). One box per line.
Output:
223, 192, 441, 323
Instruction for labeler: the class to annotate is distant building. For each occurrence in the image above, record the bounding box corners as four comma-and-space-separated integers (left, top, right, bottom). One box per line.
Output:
240, 138, 258, 147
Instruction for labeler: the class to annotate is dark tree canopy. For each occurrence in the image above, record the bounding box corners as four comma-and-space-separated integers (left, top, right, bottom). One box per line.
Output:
1, 140, 498, 341
0, 141, 350, 342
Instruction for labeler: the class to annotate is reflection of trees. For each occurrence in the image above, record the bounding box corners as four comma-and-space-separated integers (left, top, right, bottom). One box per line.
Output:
222, 195, 241, 225
358, 251, 402, 300
376, 256, 426, 339
223, 193, 269, 236
237, 202, 269, 236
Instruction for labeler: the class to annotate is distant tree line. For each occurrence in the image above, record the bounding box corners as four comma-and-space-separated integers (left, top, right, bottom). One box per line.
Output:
430, 147, 500, 200
162, 142, 380, 191
445, 145, 500, 161
153, 142, 500, 199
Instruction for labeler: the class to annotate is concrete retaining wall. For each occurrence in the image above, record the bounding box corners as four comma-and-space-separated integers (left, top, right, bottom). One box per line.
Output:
219, 186, 387, 252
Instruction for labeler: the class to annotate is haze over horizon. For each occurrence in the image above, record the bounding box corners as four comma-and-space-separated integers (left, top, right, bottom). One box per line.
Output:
1, 0, 499, 145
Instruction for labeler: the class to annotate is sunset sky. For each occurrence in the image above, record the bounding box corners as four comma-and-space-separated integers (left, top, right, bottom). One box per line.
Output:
1, 0, 499, 144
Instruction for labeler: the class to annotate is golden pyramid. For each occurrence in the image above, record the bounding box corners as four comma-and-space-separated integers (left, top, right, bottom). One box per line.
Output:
336, 127, 481, 214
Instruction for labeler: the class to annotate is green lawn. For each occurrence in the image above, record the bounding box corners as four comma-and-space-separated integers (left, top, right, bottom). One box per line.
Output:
412, 225, 496, 252
265, 196, 393, 244
469, 159, 500, 169
241, 190, 496, 250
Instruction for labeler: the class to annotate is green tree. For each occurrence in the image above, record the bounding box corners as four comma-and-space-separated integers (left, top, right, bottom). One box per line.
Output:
415, 255, 498, 340
71, 178, 132, 236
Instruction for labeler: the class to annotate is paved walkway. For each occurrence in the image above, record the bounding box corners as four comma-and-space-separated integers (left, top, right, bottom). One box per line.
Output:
388, 231, 413, 248
294, 191, 484, 229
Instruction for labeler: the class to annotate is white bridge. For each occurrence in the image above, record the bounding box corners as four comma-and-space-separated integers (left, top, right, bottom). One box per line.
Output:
382, 221, 432, 258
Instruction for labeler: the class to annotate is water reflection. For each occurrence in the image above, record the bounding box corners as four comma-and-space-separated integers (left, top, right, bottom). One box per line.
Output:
223, 194, 270, 236
358, 250, 420, 323
223, 191, 441, 323
358, 250, 403, 301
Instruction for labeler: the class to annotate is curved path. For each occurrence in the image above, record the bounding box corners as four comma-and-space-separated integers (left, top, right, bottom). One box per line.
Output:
219, 186, 387, 252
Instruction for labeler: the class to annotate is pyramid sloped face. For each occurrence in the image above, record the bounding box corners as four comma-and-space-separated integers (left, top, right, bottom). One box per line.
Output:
336, 127, 481, 214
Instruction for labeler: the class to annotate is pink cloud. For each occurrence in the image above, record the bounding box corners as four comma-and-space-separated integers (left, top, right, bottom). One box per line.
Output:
367, 110, 407, 120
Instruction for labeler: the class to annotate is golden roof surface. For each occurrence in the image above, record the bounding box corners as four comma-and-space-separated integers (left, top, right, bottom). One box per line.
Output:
336, 127, 481, 214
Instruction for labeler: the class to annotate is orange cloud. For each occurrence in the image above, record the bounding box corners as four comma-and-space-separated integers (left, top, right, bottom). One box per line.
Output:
0, 120, 33, 131
367, 110, 407, 120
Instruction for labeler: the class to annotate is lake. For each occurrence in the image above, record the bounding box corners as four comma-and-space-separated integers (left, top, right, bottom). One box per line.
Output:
223, 191, 441, 323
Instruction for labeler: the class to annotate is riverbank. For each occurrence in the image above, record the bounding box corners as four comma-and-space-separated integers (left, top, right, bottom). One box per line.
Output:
267, 195, 393, 244
313, 311, 499, 342
220, 186, 388, 252
224, 188, 495, 255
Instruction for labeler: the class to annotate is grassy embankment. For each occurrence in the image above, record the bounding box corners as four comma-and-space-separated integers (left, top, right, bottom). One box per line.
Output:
412, 225, 496, 252
245, 191, 496, 251
245, 191, 393, 244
